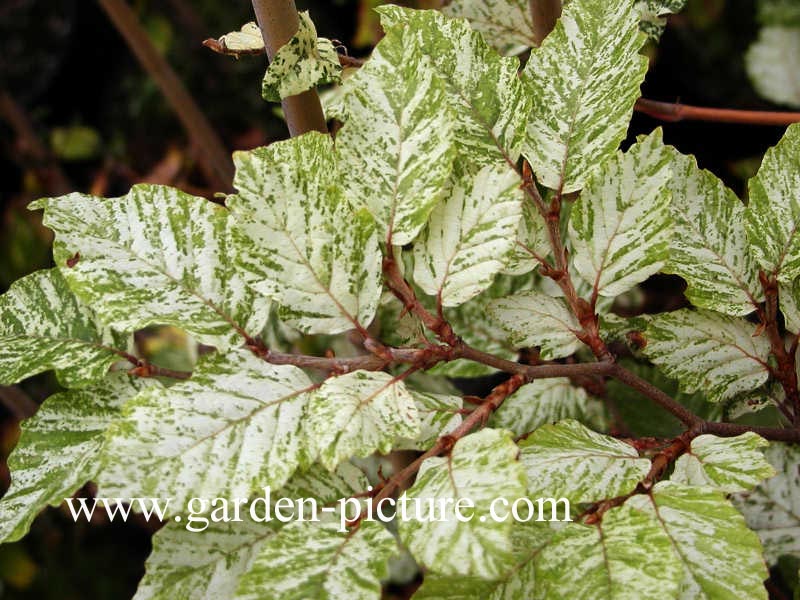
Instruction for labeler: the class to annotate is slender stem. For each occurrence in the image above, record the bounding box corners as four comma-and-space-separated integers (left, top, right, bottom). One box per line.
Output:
250, 0, 328, 137
529, 0, 562, 46
96, 0, 234, 192
635, 98, 800, 126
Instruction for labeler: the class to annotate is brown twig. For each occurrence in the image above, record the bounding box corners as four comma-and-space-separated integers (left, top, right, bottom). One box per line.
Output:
529, 0, 562, 46
250, 0, 328, 137
96, 0, 234, 192
635, 98, 800, 126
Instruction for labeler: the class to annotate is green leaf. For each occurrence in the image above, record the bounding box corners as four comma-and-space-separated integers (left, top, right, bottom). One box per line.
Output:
781, 279, 800, 333
30, 186, 268, 350
734, 442, 800, 564
334, 22, 456, 245
626, 481, 769, 599
568, 129, 673, 298
745, 123, 800, 281
670, 433, 776, 493
0, 268, 126, 387
636, 0, 688, 41
519, 419, 650, 505
488, 290, 583, 359
398, 429, 527, 580
377, 6, 529, 170
664, 148, 763, 315
395, 391, 463, 451
490, 378, 592, 437
134, 464, 368, 600
441, 0, 536, 55
101, 349, 315, 507
412, 164, 524, 306
229, 132, 382, 335
236, 519, 396, 600
758, 0, 800, 26
521, 0, 648, 192
261, 11, 341, 102
413, 521, 555, 599
746, 26, 800, 109
534, 502, 682, 599
307, 370, 420, 470
643, 309, 771, 402
0, 375, 151, 543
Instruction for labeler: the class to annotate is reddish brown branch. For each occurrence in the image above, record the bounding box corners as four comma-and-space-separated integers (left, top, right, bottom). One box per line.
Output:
529, 0, 562, 46
96, 0, 234, 192
635, 98, 800, 126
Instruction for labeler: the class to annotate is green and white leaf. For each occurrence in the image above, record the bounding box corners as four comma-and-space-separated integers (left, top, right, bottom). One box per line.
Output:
261, 11, 341, 102
134, 464, 368, 600
745, 123, 800, 281
399, 429, 527, 580
0, 375, 151, 543
670, 433, 776, 493
746, 26, 800, 109
502, 200, 551, 276
229, 132, 382, 335
101, 349, 315, 507
307, 370, 420, 470
413, 521, 555, 599
569, 129, 673, 298
664, 148, 763, 315
733, 442, 800, 563
236, 519, 396, 600
534, 502, 682, 600
626, 481, 769, 599
490, 378, 591, 437
781, 278, 800, 333
395, 391, 462, 451
519, 419, 650, 504
413, 164, 523, 306
643, 309, 771, 402
30, 186, 269, 350
488, 290, 583, 359
334, 23, 455, 245
441, 0, 536, 55
0, 268, 126, 387
636, 0, 687, 41
521, 0, 648, 192
377, 6, 529, 170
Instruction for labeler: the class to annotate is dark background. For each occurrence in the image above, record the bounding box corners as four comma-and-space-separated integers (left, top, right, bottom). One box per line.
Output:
0, 0, 793, 597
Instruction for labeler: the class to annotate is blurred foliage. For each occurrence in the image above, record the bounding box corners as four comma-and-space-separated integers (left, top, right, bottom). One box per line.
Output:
1, 0, 799, 598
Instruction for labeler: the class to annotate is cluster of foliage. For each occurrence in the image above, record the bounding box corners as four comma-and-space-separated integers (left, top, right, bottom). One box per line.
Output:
1, 0, 800, 598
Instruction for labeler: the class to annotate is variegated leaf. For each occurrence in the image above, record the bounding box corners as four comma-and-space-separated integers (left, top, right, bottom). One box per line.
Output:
0, 268, 126, 387
664, 148, 763, 315
0, 375, 151, 543
490, 378, 591, 437
261, 11, 341, 102
207, 22, 264, 56
745, 123, 800, 281
307, 370, 420, 470
228, 132, 382, 335
626, 481, 769, 599
534, 502, 682, 599
334, 21, 455, 245
413, 521, 555, 599
670, 433, 776, 493
502, 200, 551, 277
488, 290, 583, 359
643, 309, 771, 402
395, 391, 463, 451
733, 442, 800, 564
781, 278, 800, 333
134, 464, 368, 600
399, 429, 527, 580
636, 0, 687, 41
519, 419, 650, 504
441, 0, 536, 55
412, 164, 524, 306
746, 26, 800, 109
30, 186, 268, 350
522, 0, 648, 192
236, 519, 396, 600
377, 6, 529, 171
569, 129, 673, 298
100, 349, 315, 507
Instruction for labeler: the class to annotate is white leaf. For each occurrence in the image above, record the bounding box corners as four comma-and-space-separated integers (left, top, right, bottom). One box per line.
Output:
746, 26, 800, 109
